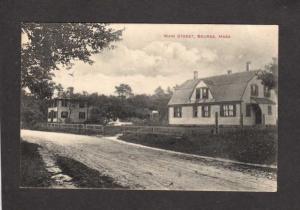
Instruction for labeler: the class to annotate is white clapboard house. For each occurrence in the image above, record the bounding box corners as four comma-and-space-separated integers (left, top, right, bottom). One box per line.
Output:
48, 98, 89, 123
168, 69, 277, 126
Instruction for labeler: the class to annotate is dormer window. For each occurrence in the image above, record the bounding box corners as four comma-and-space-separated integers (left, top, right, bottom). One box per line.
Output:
250, 84, 258, 97
195, 87, 209, 100
202, 88, 209, 99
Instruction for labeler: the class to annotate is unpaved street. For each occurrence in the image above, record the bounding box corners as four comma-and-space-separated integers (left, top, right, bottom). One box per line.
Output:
21, 130, 276, 191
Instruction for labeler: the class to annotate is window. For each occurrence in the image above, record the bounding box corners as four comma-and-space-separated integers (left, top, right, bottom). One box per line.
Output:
61, 100, 68, 107
193, 106, 198, 117
220, 104, 236, 117
264, 86, 271, 97
173, 106, 182, 118
268, 105, 272, 115
79, 112, 86, 119
251, 84, 258, 96
196, 88, 201, 100
79, 102, 85, 108
61, 111, 68, 118
48, 112, 52, 118
196, 87, 209, 100
201, 105, 210, 117
246, 104, 251, 117
201, 88, 209, 99
53, 111, 57, 118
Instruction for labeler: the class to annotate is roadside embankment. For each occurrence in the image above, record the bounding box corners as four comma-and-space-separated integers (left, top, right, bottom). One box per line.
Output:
119, 129, 277, 165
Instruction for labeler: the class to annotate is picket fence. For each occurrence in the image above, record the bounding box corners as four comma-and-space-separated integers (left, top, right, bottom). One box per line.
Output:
42, 122, 275, 136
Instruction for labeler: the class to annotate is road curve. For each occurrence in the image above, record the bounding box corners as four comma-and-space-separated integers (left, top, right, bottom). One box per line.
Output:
21, 130, 276, 191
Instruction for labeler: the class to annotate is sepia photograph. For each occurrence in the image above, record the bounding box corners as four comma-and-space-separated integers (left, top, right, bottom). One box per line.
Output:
20, 23, 278, 191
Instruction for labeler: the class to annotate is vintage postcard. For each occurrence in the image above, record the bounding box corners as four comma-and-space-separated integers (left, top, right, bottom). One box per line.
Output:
20, 24, 278, 191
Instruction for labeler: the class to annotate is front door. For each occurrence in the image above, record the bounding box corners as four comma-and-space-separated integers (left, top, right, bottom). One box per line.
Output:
253, 104, 262, 124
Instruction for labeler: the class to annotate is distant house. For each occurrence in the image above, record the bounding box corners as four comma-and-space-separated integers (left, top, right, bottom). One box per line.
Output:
168, 69, 277, 126
48, 98, 89, 123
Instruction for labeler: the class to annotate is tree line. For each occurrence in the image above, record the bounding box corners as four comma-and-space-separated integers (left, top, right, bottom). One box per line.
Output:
21, 84, 174, 128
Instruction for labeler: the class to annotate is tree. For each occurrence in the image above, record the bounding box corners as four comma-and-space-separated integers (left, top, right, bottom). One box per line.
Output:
166, 86, 173, 96
21, 90, 48, 128
115, 83, 133, 99
154, 86, 165, 97
258, 57, 278, 91
66, 87, 74, 97
21, 23, 123, 99
151, 86, 172, 124
55, 83, 64, 97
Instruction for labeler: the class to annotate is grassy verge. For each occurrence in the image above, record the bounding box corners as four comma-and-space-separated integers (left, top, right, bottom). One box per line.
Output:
55, 156, 127, 189
120, 129, 277, 165
20, 140, 52, 187
33, 126, 122, 136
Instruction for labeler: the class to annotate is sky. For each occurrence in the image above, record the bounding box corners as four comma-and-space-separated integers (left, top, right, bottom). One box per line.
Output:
52, 24, 278, 95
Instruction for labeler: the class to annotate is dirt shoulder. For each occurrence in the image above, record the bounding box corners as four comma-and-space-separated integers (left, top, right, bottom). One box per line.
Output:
20, 140, 52, 187
55, 155, 127, 189
21, 139, 126, 189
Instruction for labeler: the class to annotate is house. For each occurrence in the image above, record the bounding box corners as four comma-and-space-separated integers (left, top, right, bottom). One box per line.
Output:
48, 98, 89, 123
168, 69, 277, 126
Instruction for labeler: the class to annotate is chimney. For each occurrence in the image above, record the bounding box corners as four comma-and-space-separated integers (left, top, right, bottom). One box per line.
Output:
193, 71, 198, 80
246, 61, 251, 71
227, 70, 232, 75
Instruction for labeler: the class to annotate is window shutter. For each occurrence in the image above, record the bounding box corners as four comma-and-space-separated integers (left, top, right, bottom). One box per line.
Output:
208, 105, 211, 117
220, 105, 224, 117
179, 107, 182, 117
233, 104, 236, 117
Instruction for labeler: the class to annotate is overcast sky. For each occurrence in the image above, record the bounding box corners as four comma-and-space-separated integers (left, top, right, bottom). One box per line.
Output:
53, 24, 278, 95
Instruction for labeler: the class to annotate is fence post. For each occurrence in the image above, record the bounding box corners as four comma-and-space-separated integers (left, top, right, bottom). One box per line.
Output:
215, 112, 219, 134
240, 113, 244, 128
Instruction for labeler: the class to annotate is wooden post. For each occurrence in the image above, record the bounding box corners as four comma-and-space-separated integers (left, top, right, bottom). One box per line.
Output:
215, 112, 219, 134
240, 113, 244, 128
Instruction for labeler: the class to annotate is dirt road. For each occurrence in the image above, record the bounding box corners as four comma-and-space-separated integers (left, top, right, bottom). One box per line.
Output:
21, 130, 276, 191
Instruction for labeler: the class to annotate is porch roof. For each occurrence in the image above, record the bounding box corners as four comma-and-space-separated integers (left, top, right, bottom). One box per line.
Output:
250, 97, 276, 105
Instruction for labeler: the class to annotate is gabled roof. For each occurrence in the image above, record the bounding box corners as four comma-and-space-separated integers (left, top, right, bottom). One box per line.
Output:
168, 70, 259, 105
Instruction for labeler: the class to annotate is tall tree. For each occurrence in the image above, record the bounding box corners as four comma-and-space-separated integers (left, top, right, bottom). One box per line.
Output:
115, 83, 133, 99
154, 86, 165, 97
258, 57, 278, 92
166, 86, 173, 96
21, 23, 123, 99
66, 87, 74, 97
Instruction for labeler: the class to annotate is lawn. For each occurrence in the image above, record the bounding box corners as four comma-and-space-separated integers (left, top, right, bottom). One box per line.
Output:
119, 128, 277, 165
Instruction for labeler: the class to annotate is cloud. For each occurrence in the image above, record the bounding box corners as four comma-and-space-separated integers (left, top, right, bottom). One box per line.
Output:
53, 24, 278, 95
82, 41, 218, 78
